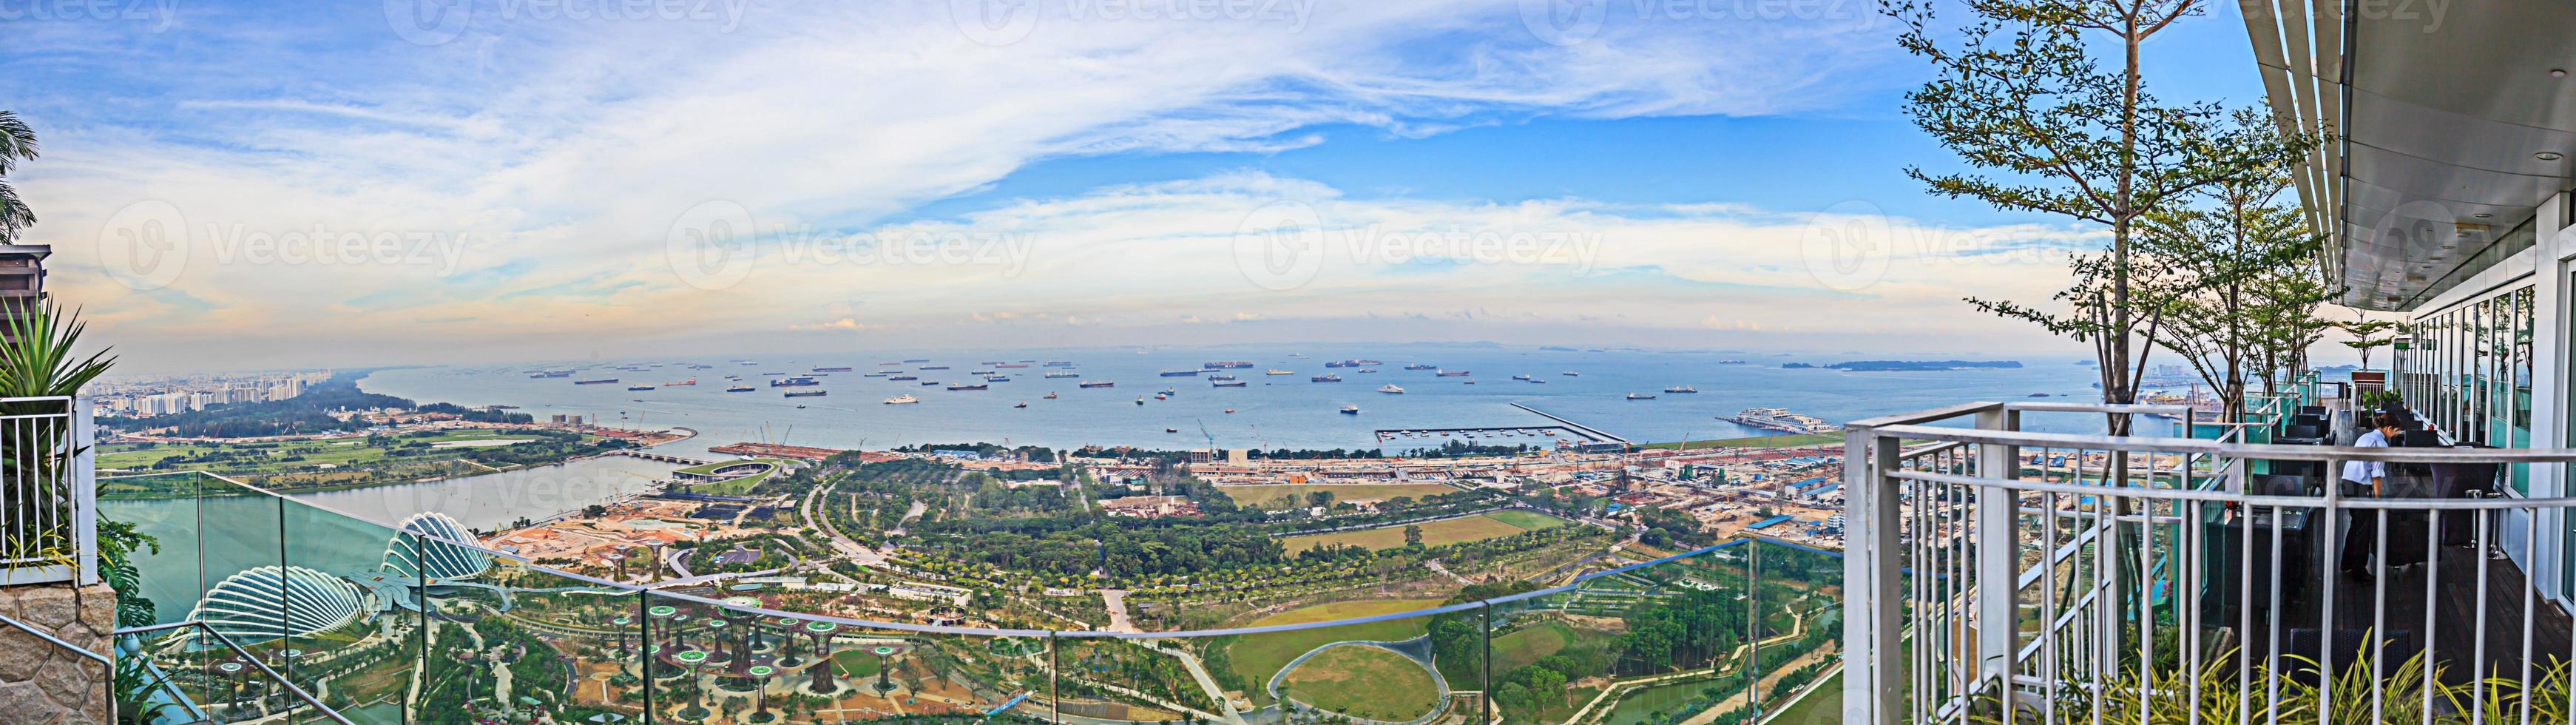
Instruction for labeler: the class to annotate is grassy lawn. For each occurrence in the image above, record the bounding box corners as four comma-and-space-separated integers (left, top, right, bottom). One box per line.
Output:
1217, 483, 1459, 508
1637, 433, 1842, 450
1603, 677, 1726, 725
1490, 621, 1575, 672
830, 649, 884, 678
1279, 511, 1569, 553
1214, 598, 1443, 706
1277, 645, 1440, 722
1767, 670, 1841, 724
1486, 509, 1572, 531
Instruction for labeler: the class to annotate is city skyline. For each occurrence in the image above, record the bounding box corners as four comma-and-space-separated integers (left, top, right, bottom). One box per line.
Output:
7, 1, 2271, 372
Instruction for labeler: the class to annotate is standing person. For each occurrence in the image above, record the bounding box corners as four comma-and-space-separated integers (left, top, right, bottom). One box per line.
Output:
2339, 414, 2401, 577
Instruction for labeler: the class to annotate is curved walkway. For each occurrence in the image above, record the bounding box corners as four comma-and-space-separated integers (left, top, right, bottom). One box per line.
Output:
1264, 635, 1451, 725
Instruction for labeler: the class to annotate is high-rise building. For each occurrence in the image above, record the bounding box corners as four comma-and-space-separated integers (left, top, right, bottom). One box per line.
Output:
0, 243, 45, 342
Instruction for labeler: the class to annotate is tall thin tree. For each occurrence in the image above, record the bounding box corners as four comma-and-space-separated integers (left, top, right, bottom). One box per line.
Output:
1886, 0, 2310, 434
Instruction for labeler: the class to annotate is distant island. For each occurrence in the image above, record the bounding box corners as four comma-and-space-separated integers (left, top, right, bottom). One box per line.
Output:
1788, 360, 2026, 371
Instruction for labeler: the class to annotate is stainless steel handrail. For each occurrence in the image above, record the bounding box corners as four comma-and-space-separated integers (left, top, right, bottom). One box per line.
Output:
115, 620, 354, 724
0, 610, 108, 664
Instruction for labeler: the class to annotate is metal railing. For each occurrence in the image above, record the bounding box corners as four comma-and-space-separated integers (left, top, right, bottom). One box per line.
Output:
1842, 399, 2576, 724
115, 620, 351, 724
0, 395, 93, 585
98, 470, 1848, 724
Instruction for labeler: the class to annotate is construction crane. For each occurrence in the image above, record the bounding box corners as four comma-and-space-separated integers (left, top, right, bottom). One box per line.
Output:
1197, 419, 1217, 451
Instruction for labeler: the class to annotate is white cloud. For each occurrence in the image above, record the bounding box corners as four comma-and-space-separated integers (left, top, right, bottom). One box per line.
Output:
7, 0, 1919, 369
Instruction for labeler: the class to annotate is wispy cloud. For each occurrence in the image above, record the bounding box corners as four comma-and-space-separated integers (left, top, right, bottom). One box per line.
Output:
1, 0, 1926, 369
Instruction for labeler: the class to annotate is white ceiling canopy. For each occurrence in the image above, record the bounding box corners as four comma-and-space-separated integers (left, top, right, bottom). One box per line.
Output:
2244, 0, 2576, 309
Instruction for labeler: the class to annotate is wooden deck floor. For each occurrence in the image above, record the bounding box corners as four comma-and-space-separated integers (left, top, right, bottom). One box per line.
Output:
2245, 520, 2576, 687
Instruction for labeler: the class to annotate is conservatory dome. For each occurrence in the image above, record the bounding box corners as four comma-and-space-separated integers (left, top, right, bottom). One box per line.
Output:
186, 566, 364, 644
382, 511, 493, 581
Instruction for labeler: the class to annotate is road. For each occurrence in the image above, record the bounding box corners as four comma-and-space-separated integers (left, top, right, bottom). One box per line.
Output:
1100, 589, 1137, 633
1424, 559, 1470, 584
802, 469, 891, 567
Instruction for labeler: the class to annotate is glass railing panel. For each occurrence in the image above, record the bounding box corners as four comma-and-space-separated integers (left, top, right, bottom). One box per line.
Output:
1748, 539, 1842, 723
96, 472, 210, 629
270, 499, 410, 724
1191, 606, 1456, 724
1057, 633, 1231, 724
633, 592, 1048, 723
1484, 545, 1748, 725
149, 476, 291, 722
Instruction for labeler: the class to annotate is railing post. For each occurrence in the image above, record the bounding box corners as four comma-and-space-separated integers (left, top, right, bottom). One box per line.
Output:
1843, 424, 1901, 725
71, 395, 95, 585
1975, 407, 2020, 696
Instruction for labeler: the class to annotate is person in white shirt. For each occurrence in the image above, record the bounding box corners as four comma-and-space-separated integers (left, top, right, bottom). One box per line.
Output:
2339, 414, 2401, 576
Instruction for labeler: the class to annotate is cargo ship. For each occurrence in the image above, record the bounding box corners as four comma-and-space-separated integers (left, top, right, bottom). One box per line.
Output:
1340, 405, 1360, 414
919, 365, 950, 371
903, 358, 929, 363
771, 377, 821, 387
982, 375, 1010, 382
1212, 380, 1248, 388
947, 383, 989, 391
1663, 385, 1699, 394
1044, 371, 1079, 379
919, 380, 939, 385
1561, 371, 1579, 377
890, 375, 918, 381
1158, 369, 1203, 377
1627, 393, 1657, 400
813, 366, 853, 373
726, 385, 757, 392
1202, 360, 1254, 369
575, 379, 620, 385
1043, 361, 1076, 367
1311, 374, 1342, 382
1266, 369, 1294, 376
785, 390, 828, 398
1378, 384, 1405, 394
1325, 359, 1382, 368
1403, 363, 1436, 371
1435, 370, 1470, 377
1512, 374, 1532, 381
1080, 381, 1115, 388
626, 385, 655, 391
993, 363, 1029, 368
884, 394, 919, 405
1208, 373, 1237, 380
664, 378, 697, 386
529, 370, 576, 378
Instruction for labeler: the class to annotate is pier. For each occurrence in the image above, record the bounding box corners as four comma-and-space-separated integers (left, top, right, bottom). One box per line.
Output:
1368, 405, 1629, 451
1509, 403, 1632, 448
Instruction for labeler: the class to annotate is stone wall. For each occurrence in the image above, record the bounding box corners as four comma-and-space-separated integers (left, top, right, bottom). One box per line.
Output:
0, 582, 115, 725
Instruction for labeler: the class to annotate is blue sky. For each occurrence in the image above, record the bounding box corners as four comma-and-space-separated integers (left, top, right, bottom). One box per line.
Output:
1, 1, 2274, 371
